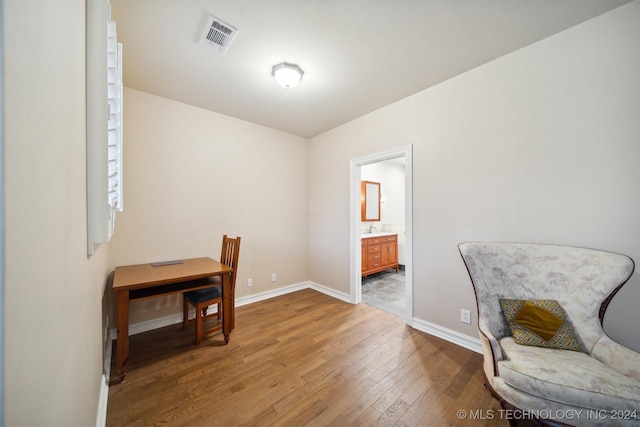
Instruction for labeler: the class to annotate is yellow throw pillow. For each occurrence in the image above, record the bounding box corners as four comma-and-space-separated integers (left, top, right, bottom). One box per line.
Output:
513, 300, 563, 341
499, 299, 582, 352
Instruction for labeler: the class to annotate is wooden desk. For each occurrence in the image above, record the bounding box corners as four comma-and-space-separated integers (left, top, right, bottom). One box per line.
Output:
112, 257, 233, 382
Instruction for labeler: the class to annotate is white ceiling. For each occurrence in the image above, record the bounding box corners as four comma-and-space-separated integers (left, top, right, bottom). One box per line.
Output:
110, 0, 630, 138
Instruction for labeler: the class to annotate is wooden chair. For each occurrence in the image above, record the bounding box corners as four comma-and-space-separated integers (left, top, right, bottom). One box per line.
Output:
182, 235, 241, 344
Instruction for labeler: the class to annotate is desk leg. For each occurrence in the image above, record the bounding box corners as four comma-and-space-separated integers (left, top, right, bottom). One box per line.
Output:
116, 290, 129, 382
222, 272, 232, 343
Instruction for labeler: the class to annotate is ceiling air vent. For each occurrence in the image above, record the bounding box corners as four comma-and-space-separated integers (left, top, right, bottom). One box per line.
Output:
198, 15, 238, 55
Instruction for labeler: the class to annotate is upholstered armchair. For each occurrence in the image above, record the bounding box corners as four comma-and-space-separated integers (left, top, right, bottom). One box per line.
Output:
458, 242, 639, 426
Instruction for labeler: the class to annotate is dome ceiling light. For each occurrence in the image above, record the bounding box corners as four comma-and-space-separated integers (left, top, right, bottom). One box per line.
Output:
272, 62, 304, 89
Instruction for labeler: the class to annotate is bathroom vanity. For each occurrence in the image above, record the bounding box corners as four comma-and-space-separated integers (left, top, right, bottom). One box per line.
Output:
361, 233, 398, 277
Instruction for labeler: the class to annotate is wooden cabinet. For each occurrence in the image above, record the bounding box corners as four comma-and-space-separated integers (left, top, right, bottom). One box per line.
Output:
361, 234, 398, 277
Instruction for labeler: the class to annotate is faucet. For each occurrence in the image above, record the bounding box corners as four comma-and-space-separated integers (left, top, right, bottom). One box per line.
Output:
369, 224, 377, 234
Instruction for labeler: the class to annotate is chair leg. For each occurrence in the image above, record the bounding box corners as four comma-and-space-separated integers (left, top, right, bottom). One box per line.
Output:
195, 303, 203, 345
182, 296, 189, 331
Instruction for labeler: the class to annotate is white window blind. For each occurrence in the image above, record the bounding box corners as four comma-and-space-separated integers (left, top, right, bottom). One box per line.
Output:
87, 0, 123, 256
107, 21, 123, 216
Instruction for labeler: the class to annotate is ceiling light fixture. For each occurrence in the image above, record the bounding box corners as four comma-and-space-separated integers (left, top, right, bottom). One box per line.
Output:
272, 62, 304, 88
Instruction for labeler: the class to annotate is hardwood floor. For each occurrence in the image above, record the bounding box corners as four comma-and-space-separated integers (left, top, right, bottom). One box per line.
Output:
107, 289, 507, 426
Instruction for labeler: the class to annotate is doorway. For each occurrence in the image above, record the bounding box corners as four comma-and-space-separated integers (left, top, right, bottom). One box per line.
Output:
361, 158, 406, 317
350, 145, 413, 325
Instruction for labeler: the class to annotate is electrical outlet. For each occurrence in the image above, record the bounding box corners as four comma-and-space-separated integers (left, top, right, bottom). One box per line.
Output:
461, 309, 471, 324
248, 278, 253, 287
271, 273, 277, 282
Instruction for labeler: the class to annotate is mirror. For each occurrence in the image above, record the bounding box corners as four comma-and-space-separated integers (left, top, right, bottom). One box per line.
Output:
361, 181, 380, 222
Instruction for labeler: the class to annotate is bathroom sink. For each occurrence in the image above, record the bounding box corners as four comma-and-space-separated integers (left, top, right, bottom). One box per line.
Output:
361, 231, 395, 237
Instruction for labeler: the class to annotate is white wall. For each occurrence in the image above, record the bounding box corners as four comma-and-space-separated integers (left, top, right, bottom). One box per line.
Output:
108, 89, 309, 325
361, 160, 406, 227
4, 1, 110, 425
309, 2, 640, 351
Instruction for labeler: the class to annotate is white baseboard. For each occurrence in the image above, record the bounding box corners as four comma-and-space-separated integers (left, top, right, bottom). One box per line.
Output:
96, 374, 109, 427
235, 281, 310, 307
308, 281, 351, 303
411, 317, 483, 354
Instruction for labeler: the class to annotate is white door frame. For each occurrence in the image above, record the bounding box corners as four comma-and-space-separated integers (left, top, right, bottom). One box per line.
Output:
349, 145, 413, 325
1, 0, 6, 415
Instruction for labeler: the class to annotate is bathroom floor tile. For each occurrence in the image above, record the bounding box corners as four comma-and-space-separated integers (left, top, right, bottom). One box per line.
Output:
362, 269, 405, 318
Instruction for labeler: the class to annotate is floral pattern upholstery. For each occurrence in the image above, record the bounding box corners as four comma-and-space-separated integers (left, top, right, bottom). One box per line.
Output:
458, 242, 639, 426
499, 337, 640, 410
591, 335, 640, 382
492, 377, 639, 427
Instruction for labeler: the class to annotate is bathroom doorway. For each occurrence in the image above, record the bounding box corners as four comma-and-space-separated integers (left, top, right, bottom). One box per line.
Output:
350, 145, 413, 325
361, 158, 406, 317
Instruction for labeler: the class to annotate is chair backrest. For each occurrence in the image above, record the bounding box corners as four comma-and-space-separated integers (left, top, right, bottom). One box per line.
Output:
220, 235, 241, 291
458, 242, 634, 353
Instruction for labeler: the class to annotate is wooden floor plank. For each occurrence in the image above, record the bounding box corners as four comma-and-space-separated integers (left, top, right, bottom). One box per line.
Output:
107, 289, 507, 426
